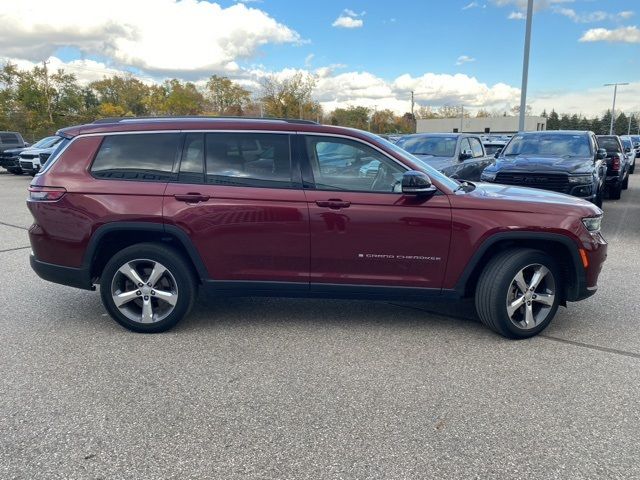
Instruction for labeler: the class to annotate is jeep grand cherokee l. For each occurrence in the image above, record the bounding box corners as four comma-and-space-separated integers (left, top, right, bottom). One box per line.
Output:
481, 131, 607, 207
27, 117, 607, 339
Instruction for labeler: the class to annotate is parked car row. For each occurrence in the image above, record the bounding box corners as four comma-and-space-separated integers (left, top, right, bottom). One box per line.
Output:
394, 130, 637, 208
0, 133, 64, 175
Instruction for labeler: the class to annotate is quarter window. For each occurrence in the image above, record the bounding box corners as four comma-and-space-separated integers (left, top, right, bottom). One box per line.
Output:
92, 133, 181, 181
305, 136, 404, 192
205, 133, 293, 188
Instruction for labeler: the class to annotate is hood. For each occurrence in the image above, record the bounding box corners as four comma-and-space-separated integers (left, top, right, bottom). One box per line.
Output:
412, 154, 456, 172
491, 155, 593, 174
19, 146, 57, 156
1, 147, 27, 155
455, 182, 601, 216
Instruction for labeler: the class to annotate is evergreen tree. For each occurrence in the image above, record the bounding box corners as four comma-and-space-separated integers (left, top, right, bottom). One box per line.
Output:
547, 109, 560, 130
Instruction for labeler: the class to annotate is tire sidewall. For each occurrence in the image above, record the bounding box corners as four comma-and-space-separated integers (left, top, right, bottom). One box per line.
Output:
100, 244, 196, 333
491, 251, 561, 339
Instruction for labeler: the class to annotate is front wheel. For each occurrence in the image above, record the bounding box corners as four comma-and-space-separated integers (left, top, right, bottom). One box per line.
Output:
475, 249, 561, 339
100, 243, 197, 333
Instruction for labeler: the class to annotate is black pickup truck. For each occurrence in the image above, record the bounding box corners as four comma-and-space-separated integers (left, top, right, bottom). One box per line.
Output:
480, 130, 607, 207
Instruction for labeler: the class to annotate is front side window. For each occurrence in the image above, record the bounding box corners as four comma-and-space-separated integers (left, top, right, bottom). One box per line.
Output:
305, 136, 404, 192
469, 137, 484, 157
205, 133, 292, 188
92, 133, 181, 181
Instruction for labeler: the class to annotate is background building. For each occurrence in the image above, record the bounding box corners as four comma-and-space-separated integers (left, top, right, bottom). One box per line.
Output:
416, 116, 546, 134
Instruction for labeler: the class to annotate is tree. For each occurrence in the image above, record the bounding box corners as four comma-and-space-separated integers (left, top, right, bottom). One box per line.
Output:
205, 75, 251, 115
510, 104, 532, 116
260, 72, 317, 119
414, 105, 438, 119
370, 109, 396, 133
476, 109, 490, 118
547, 110, 560, 130
614, 112, 628, 136
89, 75, 151, 116
146, 79, 205, 115
329, 106, 370, 129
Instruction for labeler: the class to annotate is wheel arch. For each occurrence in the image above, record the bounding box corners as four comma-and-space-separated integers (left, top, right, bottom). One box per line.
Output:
84, 222, 208, 283
455, 232, 586, 303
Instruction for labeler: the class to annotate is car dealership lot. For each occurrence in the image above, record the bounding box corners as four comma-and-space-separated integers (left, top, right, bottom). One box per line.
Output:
1, 171, 639, 478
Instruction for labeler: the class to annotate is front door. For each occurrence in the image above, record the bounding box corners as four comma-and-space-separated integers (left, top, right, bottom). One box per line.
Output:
163, 131, 309, 287
301, 135, 451, 292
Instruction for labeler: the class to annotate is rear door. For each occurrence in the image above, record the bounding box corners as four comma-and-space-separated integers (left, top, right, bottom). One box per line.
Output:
163, 131, 310, 288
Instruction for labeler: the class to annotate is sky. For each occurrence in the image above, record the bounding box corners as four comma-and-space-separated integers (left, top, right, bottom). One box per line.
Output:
0, 0, 638, 117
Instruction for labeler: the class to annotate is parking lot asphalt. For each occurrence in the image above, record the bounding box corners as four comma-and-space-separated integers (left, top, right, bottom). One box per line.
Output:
1, 171, 639, 479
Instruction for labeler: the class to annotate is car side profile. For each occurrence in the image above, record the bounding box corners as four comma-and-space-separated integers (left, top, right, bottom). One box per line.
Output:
395, 133, 494, 181
28, 117, 607, 339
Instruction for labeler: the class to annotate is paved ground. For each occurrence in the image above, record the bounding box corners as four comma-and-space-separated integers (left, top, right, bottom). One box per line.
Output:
1, 171, 639, 479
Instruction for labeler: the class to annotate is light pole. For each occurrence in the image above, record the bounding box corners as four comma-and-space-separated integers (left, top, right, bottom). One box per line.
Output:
604, 83, 628, 135
460, 105, 464, 133
518, 0, 534, 132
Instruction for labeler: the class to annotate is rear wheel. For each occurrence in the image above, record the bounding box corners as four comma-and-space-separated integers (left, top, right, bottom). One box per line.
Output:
630, 161, 636, 174
622, 173, 629, 190
475, 249, 561, 339
609, 181, 622, 200
100, 243, 197, 333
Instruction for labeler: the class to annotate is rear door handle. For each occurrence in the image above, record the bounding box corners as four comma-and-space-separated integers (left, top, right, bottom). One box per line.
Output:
315, 199, 351, 209
174, 193, 210, 203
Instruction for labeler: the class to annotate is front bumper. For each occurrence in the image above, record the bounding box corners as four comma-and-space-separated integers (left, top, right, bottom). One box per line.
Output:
0, 156, 20, 169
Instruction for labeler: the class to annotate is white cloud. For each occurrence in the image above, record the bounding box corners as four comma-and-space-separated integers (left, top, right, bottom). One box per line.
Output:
508, 11, 526, 20
554, 8, 635, 23
529, 83, 640, 117
304, 53, 315, 67
332, 8, 365, 28
456, 55, 476, 65
579, 26, 640, 43
463, 2, 480, 10
0, 0, 301, 75
332, 16, 363, 28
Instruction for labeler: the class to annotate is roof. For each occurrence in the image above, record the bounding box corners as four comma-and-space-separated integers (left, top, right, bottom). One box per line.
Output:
56, 116, 355, 138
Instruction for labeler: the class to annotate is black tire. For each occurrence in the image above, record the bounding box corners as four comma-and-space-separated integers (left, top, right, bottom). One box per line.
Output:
8, 168, 23, 175
100, 243, 197, 333
622, 173, 629, 190
630, 161, 635, 174
475, 249, 561, 339
593, 186, 603, 208
609, 182, 622, 200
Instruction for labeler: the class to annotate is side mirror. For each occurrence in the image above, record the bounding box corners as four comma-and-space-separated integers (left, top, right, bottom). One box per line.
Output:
402, 170, 437, 196
459, 150, 473, 161
624, 147, 631, 153
494, 150, 501, 159
596, 148, 607, 160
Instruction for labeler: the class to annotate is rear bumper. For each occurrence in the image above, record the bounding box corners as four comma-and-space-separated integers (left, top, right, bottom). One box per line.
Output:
30, 254, 94, 290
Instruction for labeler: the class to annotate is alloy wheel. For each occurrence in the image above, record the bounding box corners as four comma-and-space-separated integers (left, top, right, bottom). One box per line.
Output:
505, 263, 556, 330
110, 259, 178, 324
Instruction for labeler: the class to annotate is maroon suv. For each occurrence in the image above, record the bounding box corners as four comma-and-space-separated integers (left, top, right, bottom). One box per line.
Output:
27, 117, 607, 338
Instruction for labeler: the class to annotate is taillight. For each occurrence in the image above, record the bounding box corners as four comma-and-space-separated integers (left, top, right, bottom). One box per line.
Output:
611, 155, 620, 171
28, 186, 66, 202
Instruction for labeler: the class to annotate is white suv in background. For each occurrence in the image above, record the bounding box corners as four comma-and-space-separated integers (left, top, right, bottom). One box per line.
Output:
19, 136, 63, 176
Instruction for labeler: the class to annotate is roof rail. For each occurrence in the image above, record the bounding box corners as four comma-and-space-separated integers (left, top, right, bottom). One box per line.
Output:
92, 116, 319, 125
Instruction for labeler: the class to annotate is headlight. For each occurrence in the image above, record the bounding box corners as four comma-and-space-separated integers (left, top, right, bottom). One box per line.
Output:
568, 175, 592, 184
582, 215, 602, 232
481, 171, 497, 181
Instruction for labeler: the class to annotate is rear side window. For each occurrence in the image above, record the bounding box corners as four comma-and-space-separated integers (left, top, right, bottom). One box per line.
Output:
91, 133, 181, 181
205, 133, 292, 188
0, 133, 20, 144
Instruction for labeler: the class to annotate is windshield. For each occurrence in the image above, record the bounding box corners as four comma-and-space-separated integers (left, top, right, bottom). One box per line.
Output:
396, 135, 457, 157
359, 130, 460, 191
597, 136, 621, 153
36, 138, 70, 174
502, 133, 590, 157
31, 136, 62, 149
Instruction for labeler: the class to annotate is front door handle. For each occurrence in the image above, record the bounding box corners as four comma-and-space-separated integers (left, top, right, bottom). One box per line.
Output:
315, 199, 351, 209
174, 193, 210, 203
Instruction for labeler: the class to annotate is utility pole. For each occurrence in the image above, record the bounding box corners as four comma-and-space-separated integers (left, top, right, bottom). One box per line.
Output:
42, 60, 53, 124
604, 83, 628, 135
410, 91, 416, 133
628, 113, 632, 135
518, 0, 534, 132
460, 105, 464, 133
